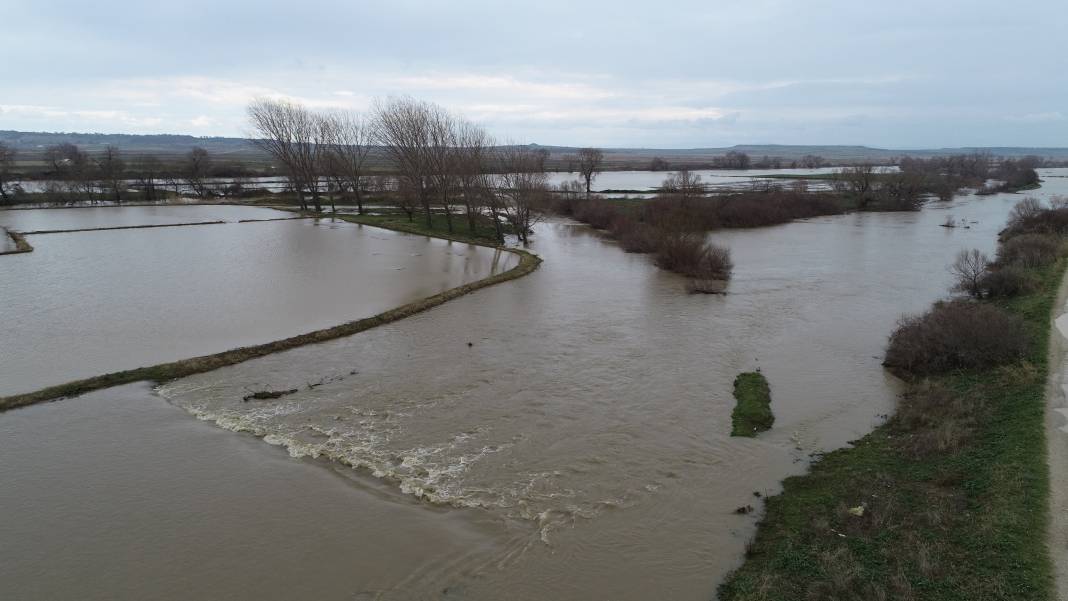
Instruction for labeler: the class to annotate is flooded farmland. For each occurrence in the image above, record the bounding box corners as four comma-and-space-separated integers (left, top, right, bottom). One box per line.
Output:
2, 171, 1068, 600
0, 206, 515, 396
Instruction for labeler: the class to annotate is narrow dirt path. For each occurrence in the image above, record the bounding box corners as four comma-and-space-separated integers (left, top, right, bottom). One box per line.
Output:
1046, 270, 1068, 598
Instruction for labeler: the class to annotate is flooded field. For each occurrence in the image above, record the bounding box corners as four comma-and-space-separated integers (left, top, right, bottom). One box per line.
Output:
545, 166, 844, 192
0, 204, 293, 231
2, 171, 1067, 600
0, 209, 514, 396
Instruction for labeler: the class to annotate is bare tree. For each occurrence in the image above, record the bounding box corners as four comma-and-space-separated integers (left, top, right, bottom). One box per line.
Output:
1007, 197, 1045, 229
134, 154, 162, 201
838, 164, 877, 208
248, 97, 328, 211
44, 143, 92, 201
371, 97, 437, 227
577, 147, 604, 200
879, 169, 925, 211
95, 145, 126, 202
0, 142, 15, 204
715, 150, 751, 170
183, 146, 213, 198
661, 169, 704, 207
496, 145, 550, 243
950, 248, 990, 298
426, 105, 459, 232
322, 110, 372, 214
454, 119, 494, 235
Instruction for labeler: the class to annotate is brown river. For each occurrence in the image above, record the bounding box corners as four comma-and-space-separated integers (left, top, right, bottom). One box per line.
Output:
3, 171, 1068, 600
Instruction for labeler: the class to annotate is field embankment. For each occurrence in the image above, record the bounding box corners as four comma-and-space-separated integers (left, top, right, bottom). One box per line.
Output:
0, 228, 33, 255
0, 219, 540, 412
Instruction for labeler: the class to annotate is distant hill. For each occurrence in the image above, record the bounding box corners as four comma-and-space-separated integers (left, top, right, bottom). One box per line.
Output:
4, 130, 1067, 170
0, 130, 263, 162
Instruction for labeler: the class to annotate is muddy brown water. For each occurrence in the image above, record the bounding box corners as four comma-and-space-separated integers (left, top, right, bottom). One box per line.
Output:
3, 171, 1068, 600
0, 204, 293, 231
0, 210, 515, 396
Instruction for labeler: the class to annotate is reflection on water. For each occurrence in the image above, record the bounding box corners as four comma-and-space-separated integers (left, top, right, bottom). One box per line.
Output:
0, 204, 293, 232
3, 170, 1068, 600
0, 214, 515, 396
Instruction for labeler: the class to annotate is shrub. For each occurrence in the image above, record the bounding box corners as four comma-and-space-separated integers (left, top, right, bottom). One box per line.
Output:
884, 301, 1029, 375
688, 244, 733, 293
697, 243, 733, 280
1006, 197, 1044, 229
1002, 206, 1068, 238
654, 231, 708, 276
571, 199, 618, 229
996, 233, 1062, 267
610, 217, 660, 253
980, 265, 1038, 298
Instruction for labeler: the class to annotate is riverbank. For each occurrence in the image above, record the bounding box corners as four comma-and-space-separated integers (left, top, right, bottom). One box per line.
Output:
0, 217, 540, 411
718, 259, 1064, 598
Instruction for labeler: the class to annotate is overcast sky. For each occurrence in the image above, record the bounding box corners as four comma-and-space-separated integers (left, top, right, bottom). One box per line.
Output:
2, 0, 1066, 148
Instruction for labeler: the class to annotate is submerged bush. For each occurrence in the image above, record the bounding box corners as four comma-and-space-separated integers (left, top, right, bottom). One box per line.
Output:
884, 301, 1029, 375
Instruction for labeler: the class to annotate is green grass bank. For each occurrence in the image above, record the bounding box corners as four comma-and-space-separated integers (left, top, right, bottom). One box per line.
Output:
731, 372, 774, 437
718, 259, 1064, 600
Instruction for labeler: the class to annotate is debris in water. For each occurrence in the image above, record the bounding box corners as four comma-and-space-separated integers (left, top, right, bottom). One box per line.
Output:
735, 505, 755, 515
242, 388, 298, 402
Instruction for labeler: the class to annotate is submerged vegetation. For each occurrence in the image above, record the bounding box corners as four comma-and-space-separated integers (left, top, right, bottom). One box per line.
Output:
731, 372, 774, 437
718, 198, 1066, 600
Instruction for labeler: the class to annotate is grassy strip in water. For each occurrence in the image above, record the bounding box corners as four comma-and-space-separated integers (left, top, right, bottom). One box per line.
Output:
0, 230, 541, 412
731, 372, 774, 437
20, 220, 226, 235
333, 211, 503, 246
718, 260, 1063, 600
0, 229, 34, 255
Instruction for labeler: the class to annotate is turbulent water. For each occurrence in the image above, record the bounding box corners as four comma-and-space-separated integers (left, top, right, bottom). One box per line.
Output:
0, 207, 514, 396
154, 171, 1068, 599
3, 172, 1068, 600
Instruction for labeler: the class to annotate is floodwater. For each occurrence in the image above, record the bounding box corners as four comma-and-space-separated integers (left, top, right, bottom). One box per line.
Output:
0, 229, 15, 253
2, 170, 1067, 600
546, 167, 845, 192
0, 203, 292, 232
16, 167, 843, 198
0, 211, 515, 396
0, 383, 507, 601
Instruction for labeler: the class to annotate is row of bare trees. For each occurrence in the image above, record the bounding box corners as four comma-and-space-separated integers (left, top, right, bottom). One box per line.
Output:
29, 142, 242, 203
247, 96, 552, 241
0, 142, 15, 204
